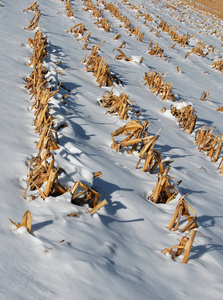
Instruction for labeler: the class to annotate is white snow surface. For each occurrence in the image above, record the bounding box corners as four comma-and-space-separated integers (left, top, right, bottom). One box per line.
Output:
0, 0, 223, 299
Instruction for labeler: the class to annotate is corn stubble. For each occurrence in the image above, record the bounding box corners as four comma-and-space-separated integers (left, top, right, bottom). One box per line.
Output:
10, 210, 32, 233
212, 59, 223, 73
111, 121, 163, 173
82, 43, 119, 87
195, 126, 223, 163
168, 195, 197, 232
185, 45, 206, 59
24, 11, 67, 199
70, 180, 108, 213
170, 104, 197, 134
148, 167, 178, 204
157, 20, 190, 47
105, 2, 144, 42
148, 40, 164, 57
100, 90, 133, 119
144, 71, 175, 101
162, 229, 197, 263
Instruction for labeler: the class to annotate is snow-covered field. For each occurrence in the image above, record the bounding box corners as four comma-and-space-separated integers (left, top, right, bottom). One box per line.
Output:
0, 0, 223, 299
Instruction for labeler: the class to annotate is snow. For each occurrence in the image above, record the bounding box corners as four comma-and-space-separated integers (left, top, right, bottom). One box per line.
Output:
0, 0, 223, 299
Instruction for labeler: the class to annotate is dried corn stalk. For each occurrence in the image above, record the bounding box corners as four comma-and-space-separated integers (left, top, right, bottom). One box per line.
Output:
216, 106, 223, 112
118, 41, 127, 49
129, 26, 144, 42
185, 45, 206, 59
111, 120, 149, 153
24, 151, 68, 200
168, 195, 197, 232
105, 3, 144, 42
65, 0, 74, 17
25, 8, 41, 30
89, 199, 108, 214
23, 1, 39, 12
170, 31, 190, 47
27, 30, 48, 68
82, 43, 118, 87
10, 210, 32, 233
212, 59, 223, 73
200, 91, 209, 101
100, 90, 133, 119
144, 71, 175, 101
136, 129, 163, 173
162, 229, 197, 263
71, 181, 102, 208
24, 25, 68, 199
66, 23, 86, 37
148, 167, 177, 204
218, 158, 223, 174
82, 0, 102, 19
170, 104, 197, 134
148, 41, 164, 57
195, 127, 223, 162
95, 17, 111, 32
113, 33, 121, 40
157, 20, 170, 32
114, 48, 132, 61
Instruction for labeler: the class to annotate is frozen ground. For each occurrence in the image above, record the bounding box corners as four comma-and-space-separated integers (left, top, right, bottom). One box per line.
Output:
0, 0, 223, 299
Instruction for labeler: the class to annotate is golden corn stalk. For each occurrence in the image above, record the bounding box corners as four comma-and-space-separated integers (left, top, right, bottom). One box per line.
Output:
118, 41, 127, 49
24, 151, 68, 200
185, 45, 206, 59
10, 210, 32, 233
64, 0, 74, 17
78, 32, 91, 47
95, 17, 111, 32
212, 59, 223, 73
100, 90, 133, 119
113, 33, 121, 40
170, 104, 197, 134
195, 127, 223, 163
111, 120, 149, 153
25, 9, 41, 31
144, 71, 175, 101
218, 158, 223, 174
23, 1, 39, 12
129, 26, 144, 42
66, 23, 86, 37
36, 123, 60, 153
105, 3, 144, 42
82, 43, 117, 87
148, 166, 178, 204
148, 40, 164, 57
200, 91, 209, 101
71, 181, 102, 208
157, 20, 170, 32
168, 195, 197, 232
162, 229, 197, 263
114, 48, 132, 61
89, 199, 108, 215
83, 0, 102, 19
27, 30, 48, 69
136, 128, 163, 173
170, 31, 190, 47
216, 106, 223, 112
24, 27, 68, 200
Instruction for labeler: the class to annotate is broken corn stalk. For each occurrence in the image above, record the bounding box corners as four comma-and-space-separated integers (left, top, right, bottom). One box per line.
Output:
168, 195, 197, 232
144, 71, 175, 101
149, 166, 177, 204
10, 210, 32, 233
162, 229, 197, 263
100, 90, 133, 119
